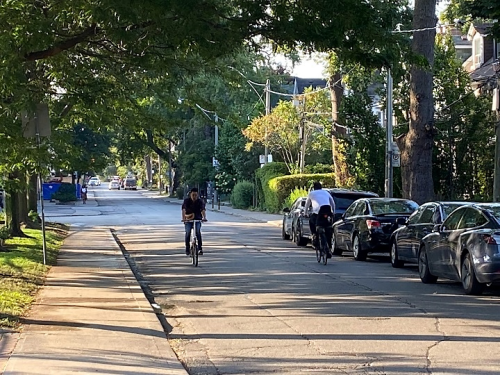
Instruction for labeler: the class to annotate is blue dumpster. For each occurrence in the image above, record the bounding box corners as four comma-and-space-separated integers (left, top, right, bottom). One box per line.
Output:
42, 183, 61, 200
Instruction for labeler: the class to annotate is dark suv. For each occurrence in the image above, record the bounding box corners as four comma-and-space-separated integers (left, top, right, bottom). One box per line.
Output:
293, 188, 379, 246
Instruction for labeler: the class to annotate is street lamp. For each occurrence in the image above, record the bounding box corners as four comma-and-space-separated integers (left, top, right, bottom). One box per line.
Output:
493, 59, 500, 201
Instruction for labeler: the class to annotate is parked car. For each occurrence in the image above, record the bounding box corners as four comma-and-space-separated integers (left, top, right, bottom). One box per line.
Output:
332, 198, 418, 260
282, 197, 307, 240
88, 177, 101, 186
123, 177, 137, 190
390, 201, 474, 268
419, 203, 500, 295
108, 180, 121, 190
290, 188, 379, 247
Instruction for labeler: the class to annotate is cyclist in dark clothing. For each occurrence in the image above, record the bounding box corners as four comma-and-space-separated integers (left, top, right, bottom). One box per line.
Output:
182, 188, 207, 256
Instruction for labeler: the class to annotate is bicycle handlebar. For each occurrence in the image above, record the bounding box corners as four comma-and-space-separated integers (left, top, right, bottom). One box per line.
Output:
182, 219, 208, 223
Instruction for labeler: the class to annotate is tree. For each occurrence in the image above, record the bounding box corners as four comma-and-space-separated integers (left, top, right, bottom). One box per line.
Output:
395, 0, 438, 204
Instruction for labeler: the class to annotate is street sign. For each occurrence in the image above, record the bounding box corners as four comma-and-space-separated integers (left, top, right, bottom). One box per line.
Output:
259, 155, 273, 164
22, 103, 51, 138
391, 141, 401, 167
212, 157, 220, 168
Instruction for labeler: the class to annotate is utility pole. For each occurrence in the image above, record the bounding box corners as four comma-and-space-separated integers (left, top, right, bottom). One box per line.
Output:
493, 64, 500, 201
168, 140, 173, 196
213, 114, 219, 206
385, 68, 394, 198
299, 97, 307, 174
264, 79, 271, 164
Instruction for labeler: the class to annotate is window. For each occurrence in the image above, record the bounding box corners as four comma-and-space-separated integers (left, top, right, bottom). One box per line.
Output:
458, 208, 488, 229
442, 208, 466, 231
418, 205, 436, 224
354, 201, 367, 216
473, 35, 483, 68
370, 200, 419, 215
407, 207, 424, 225
344, 201, 360, 218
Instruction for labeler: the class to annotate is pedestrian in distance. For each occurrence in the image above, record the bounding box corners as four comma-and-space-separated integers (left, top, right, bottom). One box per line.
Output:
81, 184, 88, 204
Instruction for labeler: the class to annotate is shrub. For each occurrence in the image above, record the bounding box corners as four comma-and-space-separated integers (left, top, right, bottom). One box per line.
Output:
304, 164, 333, 174
28, 210, 40, 223
51, 183, 77, 202
175, 187, 185, 200
255, 162, 289, 211
230, 181, 254, 209
0, 226, 10, 247
284, 187, 309, 209
270, 173, 335, 211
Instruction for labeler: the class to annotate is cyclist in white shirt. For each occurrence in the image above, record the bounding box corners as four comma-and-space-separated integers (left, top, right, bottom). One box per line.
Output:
304, 182, 335, 254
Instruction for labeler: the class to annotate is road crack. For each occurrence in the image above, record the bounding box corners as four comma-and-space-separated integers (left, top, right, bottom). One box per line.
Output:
424, 317, 448, 374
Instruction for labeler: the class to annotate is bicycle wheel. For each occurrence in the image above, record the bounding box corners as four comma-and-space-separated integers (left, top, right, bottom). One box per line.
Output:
320, 232, 328, 265
191, 232, 198, 267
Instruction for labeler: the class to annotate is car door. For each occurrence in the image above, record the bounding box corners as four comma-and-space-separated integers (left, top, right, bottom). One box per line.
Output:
432, 208, 467, 278
285, 199, 299, 234
397, 206, 424, 259
292, 199, 305, 231
409, 204, 436, 261
335, 201, 361, 250
443, 208, 488, 281
340, 200, 366, 251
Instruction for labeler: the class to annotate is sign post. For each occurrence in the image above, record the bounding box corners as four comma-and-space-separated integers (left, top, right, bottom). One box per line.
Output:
22, 104, 51, 265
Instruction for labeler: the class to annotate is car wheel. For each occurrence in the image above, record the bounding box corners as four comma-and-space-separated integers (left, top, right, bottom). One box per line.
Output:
282, 220, 290, 240
352, 234, 366, 261
294, 224, 308, 247
391, 240, 404, 268
332, 232, 342, 256
461, 252, 485, 295
418, 246, 438, 284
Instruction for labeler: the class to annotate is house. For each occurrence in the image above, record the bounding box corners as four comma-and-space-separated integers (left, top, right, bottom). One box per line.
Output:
463, 23, 499, 88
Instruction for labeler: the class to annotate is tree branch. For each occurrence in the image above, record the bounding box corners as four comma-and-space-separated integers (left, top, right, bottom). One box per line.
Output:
25, 23, 99, 61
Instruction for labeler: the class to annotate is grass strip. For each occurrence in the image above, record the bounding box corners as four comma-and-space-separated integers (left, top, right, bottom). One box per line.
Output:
0, 225, 67, 328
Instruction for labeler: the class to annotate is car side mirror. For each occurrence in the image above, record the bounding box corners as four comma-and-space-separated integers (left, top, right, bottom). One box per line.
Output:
396, 217, 408, 226
283, 207, 290, 213
432, 224, 442, 232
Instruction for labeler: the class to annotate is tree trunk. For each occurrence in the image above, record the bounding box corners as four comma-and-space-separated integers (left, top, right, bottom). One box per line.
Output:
5, 174, 25, 237
28, 174, 38, 214
329, 72, 351, 187
144, 155, 152, 187
18, 189, 29, 225
395, 0, 436, 204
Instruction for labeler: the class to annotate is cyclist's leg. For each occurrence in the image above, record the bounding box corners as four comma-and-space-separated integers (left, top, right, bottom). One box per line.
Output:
195, 221, 203, 253
309, 213, 318, 248
326, 225, 333, 257
184, 222, 193, 255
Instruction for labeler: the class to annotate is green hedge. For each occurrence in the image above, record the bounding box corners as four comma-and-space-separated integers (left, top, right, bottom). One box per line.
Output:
230, 181, 254, 209
51, 183, 77, 202
269, 173, 335, 212
255, 163, 289, 211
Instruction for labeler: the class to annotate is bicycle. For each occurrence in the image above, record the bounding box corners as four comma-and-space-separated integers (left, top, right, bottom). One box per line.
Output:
314, 215, 333, 265
183, 219, 206, 267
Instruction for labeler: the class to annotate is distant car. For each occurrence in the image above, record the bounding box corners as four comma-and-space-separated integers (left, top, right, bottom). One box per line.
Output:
332, 198, 419, 260
419, 203, 500, 295
88, 177, 101, 186
390, 201, 474, 268
123, 177, 137, 190
292, 188, 379, 247
109, 180, 121, 190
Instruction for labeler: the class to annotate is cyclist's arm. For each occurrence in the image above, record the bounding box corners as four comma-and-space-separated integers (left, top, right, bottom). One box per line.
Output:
182, 208, 187, 221
329, 195, 335, 212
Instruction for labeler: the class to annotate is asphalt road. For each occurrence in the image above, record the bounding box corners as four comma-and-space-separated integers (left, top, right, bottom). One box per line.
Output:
47, 186, 500, 375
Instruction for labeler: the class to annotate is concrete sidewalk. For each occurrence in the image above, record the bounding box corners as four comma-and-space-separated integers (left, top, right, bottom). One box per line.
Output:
2, 229, 187, 375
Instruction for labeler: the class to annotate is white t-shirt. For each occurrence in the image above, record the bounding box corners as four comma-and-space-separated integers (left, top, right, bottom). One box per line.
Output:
81, 187, 87, 194
304, 190, 335, 215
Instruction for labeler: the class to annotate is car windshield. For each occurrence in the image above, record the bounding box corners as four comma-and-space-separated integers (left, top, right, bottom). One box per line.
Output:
442, 203, 467, 217
370, 200, 418, 215
333, 193, 375, 210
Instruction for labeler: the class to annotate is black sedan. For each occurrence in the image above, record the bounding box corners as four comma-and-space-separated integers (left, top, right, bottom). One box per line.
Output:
282, 197, 306, 240
332, 198, 419, 260
390, 201, 473, 268
419, 203, 500, 295
292, 189, 379, 247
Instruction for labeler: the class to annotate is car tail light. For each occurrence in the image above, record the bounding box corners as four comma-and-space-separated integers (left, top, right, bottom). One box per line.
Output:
483, 234, 497, 245
366, 220, 381, 229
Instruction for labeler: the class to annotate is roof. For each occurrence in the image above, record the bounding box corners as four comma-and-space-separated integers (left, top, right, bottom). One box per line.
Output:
467, 23, 494, 40
283, 77, 328, 94
324, 188, 378, 197
470, 58, 497, 82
